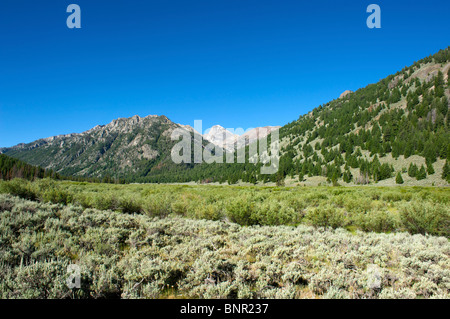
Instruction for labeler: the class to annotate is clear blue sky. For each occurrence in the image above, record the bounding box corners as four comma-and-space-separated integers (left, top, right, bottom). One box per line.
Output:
0, 0, 449, 147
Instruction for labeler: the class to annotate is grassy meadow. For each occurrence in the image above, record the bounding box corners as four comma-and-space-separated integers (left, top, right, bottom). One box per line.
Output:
0, 179, 449, 298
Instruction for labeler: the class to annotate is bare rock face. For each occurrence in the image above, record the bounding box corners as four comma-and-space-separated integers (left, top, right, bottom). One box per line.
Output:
388, 77, 400, 89
339, 90, 353, 99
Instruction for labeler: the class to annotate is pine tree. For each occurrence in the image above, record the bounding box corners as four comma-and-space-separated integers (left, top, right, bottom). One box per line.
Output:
343, 170, 353, 183
396, 172, 404, 184
408, 163, 418, 177
416, 165, 427, 180
426, 159, 435, 175
448, 68, 450, 86
442, 161, 450, 182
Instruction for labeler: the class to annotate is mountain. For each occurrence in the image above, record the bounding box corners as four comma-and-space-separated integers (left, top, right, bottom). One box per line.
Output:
339, 90, 353, 99
1, 114, 279, 183
276, 47, 450, 186
203, 125, 281, 152
203, 125, 238, 151
1, 115, 203, 180
2, 47, 450, 185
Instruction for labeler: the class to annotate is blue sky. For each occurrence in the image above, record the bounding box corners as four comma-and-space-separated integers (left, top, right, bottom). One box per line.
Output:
0, 0, 449, 147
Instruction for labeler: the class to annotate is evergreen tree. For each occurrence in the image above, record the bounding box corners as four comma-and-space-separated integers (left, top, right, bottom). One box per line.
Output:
343, 170, 353, 183
448, 68, 450, 86
408, 163, 418, 177
426, 159, 435, 175
442, 161, 450, 182
416, 165, 427, 180
396, 172, 404, 184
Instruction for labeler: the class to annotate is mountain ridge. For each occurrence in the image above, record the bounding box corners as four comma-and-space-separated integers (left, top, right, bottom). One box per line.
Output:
2, 47, 450, 185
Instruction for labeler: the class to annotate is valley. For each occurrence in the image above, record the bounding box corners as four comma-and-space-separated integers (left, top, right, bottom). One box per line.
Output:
1, 46, 449, 300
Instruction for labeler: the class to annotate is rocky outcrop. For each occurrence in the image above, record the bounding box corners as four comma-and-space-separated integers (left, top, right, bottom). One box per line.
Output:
339, 90, 353, 99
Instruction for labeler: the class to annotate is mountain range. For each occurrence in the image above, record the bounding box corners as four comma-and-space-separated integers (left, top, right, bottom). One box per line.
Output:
203, 125, 281, 152
1, 47, 450, 186
0, 114, 279, 182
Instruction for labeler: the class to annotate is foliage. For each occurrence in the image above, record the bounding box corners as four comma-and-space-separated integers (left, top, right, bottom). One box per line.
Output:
396, 172, 404, 184
1, 179, 448, 236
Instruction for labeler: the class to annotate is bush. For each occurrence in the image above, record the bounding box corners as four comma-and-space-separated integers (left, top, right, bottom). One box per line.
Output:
193, 203, 223, 221
251, 201, 300, 226
118, 197, 142, 214
1, 180, 449, 235
225, 196, 256, 226
399, 201, 450, 236
41, 188, 73, 205
93, 193, 119, 211
1, 194, 450, 299
353, 210, 400, 233
0, 179, 37, 200
305, 205, 348, 229
142, 194, 172, 217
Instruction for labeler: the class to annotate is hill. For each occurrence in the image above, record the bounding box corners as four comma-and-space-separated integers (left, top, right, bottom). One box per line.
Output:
276, 47, 450, 186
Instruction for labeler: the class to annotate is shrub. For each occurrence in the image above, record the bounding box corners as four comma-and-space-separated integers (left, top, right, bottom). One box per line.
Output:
305, 205, 348, 229
93, 193, 119, 211
251, 201, 300, 226
41, 188, 73, 205
118, 197, 142, 214
142, 194, 172, 217
0, 179, 37, 200
1, 194, 450, 299
353, 210, 400, 233
225, 196, 256, 226
399, 201, 450, 236
193, 203, 223, 221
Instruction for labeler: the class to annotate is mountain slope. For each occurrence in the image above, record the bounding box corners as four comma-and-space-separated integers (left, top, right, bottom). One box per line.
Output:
0, 154, 59, 181
203, 125, 238, 151
1, 115, 202, 180
276, 47, 450, 186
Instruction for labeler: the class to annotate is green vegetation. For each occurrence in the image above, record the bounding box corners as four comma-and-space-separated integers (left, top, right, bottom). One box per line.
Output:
1, 179, 448, 237
276, 48, 450, 185
0, 154, 60, 181
395, 172, 404, 184
0, 193, 448, 299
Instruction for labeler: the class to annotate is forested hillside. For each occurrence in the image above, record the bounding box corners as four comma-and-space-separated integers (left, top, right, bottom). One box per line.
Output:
174, 47, 450, 185
274, 47, 450, 185
0, 154, 59, 181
